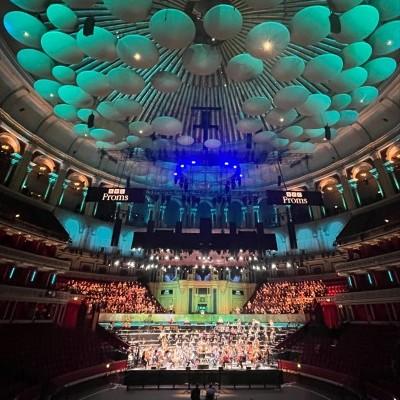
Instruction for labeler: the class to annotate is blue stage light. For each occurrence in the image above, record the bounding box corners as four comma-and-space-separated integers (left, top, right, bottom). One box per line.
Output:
224, 162, 229, 166
191, 161, 196, 165
233, 165, 237, 169
173, 172, 178, 176
180, 164, 185, 168
239, 174, 243, 177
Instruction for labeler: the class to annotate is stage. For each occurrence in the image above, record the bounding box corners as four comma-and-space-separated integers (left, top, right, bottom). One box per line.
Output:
99, 313, 305, 325
124, 368, 284, 390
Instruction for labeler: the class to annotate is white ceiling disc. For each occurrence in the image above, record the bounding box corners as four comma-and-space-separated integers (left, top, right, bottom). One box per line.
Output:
328, 0, 362, 12
253, 130, 276, 144
126, 135, 142, 146
129, 121, 153, 136
331, 94, 352, 111
10, 0, 50, 12
47, 4, 77, 32
297, 93, 331, 116
280, 126, 303, 140
95, 141, 115, 149
368, 21, 400, 56
364, 57, 397, 85
77, 27, 117, 62
177, 135, 195, 146
350, 86, 379, 110
58, 85, 94, 108
243, 96, 271, 116
271, 137, 289, 149
41, 31, 83, 64
226, 53, 263, 82
335, 110, 359, 127
17, 49, 54, 78
4, 11, 47, 48
107, 68, 145, 95
274, 86, 309, 110
370, 0, 400, 22
90, 128, 115, 141
114, 99, 143, 118
77, 108, 99, 122
76, 71, 112, 97
52, 66, 76, 84
117, 34, 159, 69
303, 54, 343, 84
302, 110, 341, 129
150, 9, 195, 50
246, 22, 290, 59
327, 67, 368, 93
97, 101, 125, 121
204, 4, 243, 41
62, 0, 97, 8
73, 123, 90, 137
271, 56, 305, 82
303, 128, 324, 138
103, 0, 152, 23
115, 141, 129, 150
332, 5, 379, 44
204, 138, 221, 149
290, 6, 331, 46
245, 0, 283, 10
342, 42, 372, 68
152, 116, 183, 136
151, 71, 181, 93
236, 118, 263, 134
266, 109, 298, 126
182, 44, 222, 76
53, 103, 77, 122
289, 142, 316, 153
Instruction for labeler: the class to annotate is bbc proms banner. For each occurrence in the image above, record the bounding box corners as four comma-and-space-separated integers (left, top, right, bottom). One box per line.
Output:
266, 190, 323, 206
86, 187, 146, 203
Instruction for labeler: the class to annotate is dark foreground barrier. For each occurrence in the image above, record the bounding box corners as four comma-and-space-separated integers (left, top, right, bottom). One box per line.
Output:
124, 369, 283, 390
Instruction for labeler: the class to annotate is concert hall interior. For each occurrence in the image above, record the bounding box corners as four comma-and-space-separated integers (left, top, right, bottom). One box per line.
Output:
0, 1, 399, 399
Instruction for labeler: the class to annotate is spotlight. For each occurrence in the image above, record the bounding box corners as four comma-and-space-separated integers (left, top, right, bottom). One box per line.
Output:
233, 165, 237, 169
180, 164, 185, 168
83, 16, 95, 36
224, 162, 229, 166
191, 160, 196, 165
173, 172, 178, 176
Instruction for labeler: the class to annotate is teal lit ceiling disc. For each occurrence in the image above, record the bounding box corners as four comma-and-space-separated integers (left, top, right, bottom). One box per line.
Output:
342, 42, 372, 68
10, 0, 50, 12
47, 4, 77, 32
41, 31, 83, 64
17, 49, 54, 78
368, 21, 400, 56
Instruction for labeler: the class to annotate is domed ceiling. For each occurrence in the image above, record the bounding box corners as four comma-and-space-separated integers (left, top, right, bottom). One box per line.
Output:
1, 0, 400, 189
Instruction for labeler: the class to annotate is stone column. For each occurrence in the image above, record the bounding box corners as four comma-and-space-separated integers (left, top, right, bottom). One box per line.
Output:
369, 168, 385, 199
159, 204, 166, 227
4, 152, 22, 185
179, 207, 185, 222
20, 161, 36, 192
253, 205, 260, 224
223, 207, 229, 228
211, 208, 217, 227
9, 144, 35, 191
336, 184, 348, 211
348, 178, 361, 207
146, 203, 155, 223
241, 206, 247, 228
384, 161, 400, 192
58, 179, 71, 207
44, 172, 58, 201
48, 165, 70, 205
79, 187, 88, 213
373, 155, 395, 197
338, 171, 357, 209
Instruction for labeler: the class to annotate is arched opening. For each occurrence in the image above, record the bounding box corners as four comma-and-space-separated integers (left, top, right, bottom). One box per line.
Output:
351, 162, 382, 206
164, 199, 180, 228
259, 198, 276, 228
0, 133, 21, 184
228, 201, 242, 228
62, 172, 90, 213
24, 154, 57, 200
319, 177, 345, 216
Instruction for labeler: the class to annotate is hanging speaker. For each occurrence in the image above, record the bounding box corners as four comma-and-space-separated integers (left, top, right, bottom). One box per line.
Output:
277, 175, 282, 187
329, 13, 341, 34
287, 221, 298, 250
83, 16, 95, 36
87, 113, 95, 128
324, 126, 331, 141
126, 177, 131, 188
111, 218, 122, 247
246, 133, 252, 149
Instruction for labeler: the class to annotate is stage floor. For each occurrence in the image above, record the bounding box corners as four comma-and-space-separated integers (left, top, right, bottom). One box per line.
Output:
74, 383, 335, 400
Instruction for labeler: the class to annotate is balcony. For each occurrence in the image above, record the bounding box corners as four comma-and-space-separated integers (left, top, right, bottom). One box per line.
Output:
335, 287, 400, 305
0, 244, 70, 271
335, 249, 400, 275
